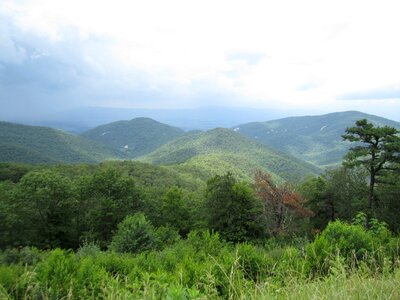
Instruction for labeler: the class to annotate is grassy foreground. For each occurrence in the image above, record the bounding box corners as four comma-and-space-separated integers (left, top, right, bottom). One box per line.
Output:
1, 225, 399, 299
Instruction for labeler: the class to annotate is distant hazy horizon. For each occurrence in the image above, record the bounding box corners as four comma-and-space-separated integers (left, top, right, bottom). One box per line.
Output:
2, 105, 399, 134
1, 1, 400, 122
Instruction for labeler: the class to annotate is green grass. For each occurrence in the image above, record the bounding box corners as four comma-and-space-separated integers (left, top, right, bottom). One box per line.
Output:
257, 270, 400, 299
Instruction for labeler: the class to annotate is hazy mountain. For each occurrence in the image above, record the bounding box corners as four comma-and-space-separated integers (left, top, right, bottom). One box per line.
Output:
0, 122, 126, 164
18, 106, 312, 133
234, 111, 400, 167
81, 118, 185, 158
138, 128, 321, 183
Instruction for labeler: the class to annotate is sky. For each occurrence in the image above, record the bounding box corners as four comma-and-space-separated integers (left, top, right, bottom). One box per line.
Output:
1, 0, 400, 121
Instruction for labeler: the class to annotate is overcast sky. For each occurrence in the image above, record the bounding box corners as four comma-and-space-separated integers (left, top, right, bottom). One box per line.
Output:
1, 0, 400, 120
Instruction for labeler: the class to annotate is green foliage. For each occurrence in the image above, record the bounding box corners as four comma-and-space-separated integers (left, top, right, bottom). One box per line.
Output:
0, 247, 43, 266
110, 213, 158, 253
0, 163, 33, 182
0, 161, 206, 250
16, 170, 76, 248
308, 220, 373, 262
306, 217, 396, 275
375, 172, 400, 232
79, 168, 144, 247
236, 111, 400, 167
1, 230, 400, 299
299, 167, 368, 230
34, 248, 110, 299
155, 226, 181, 248
161, 187, 194, 236
204, 173, 265, 242
343, 119, 400, 211
81, 117, 184, 158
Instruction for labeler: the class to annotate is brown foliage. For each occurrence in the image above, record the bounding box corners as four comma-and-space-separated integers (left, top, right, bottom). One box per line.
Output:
254, 170, 312, 234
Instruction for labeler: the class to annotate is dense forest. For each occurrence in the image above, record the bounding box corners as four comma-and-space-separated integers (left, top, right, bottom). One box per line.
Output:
0, 118, 400, 299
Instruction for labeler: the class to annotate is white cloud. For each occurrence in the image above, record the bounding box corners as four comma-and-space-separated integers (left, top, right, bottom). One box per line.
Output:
1, 0, 400, 120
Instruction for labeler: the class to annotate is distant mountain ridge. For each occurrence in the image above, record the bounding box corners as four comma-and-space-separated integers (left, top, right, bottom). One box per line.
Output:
234, 111, 400, 167
0, 122, 125, 164
138, 128, 321, 183
17, 106, 303, 133
80, 117, 185, 158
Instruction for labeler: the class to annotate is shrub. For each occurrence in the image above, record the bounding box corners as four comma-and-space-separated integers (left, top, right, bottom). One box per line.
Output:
35, 249, 77, 298
0, 247, 43, 266
76, 241, 102, 258
156, 225, 181, 249
306, 218, 394, 275
109, 213, 158, 254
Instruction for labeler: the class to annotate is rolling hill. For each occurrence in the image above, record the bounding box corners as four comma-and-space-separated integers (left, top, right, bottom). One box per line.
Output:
234, 111, 400, 168
0, 122, 126, 164
80, 117, 185, 158
138, 128, 321, 183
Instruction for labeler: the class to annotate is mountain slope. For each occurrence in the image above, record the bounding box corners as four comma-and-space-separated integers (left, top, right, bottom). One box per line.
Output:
80, 117, 185, 158
138, 128, 321, 183
234, 111, 400, 167
0, 122, 125, 164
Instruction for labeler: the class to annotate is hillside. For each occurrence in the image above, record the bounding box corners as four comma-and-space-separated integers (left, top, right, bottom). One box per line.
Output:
0, 122, 126, 164
138, 128, 321, 183
234, 111, 400, 167
81, 117, 185, 157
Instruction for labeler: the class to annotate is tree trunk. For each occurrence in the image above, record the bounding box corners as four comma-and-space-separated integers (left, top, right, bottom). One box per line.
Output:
368, 171, 375, 214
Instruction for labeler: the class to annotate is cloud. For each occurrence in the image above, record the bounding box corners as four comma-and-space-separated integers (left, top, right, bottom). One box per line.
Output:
338, 85, 400, 101
0, 20, 27, 64
0, 16, 242, 120
226, 51, 265, 66
1, 0, 400, 122
297, 81, 324, 91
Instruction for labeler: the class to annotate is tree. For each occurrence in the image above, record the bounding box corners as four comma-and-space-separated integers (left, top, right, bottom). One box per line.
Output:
342, 119, 400, 214
109, 213, 157, 253
299, 167, 368, 230
161, 187, 192, 236
78, 168, 144, 247
17, 170, 76, 248
204, 172, 264, 242
375, 171, 400, 231
254, 170, 312, 235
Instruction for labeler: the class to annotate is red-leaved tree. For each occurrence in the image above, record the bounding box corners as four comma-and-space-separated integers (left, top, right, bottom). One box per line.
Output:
254, 170, 312, 235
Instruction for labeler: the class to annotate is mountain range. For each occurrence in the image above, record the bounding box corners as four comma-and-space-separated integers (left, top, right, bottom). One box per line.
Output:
1, 110, 399, 182
234, 111, 400, 167
0, 122, 125, 164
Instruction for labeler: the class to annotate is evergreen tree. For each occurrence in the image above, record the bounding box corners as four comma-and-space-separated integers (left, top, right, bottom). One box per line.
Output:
342, 119, 400, 214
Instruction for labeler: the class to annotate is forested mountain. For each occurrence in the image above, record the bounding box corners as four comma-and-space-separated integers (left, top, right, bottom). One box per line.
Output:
139, 128, 321, 183
234, 111, 400, 167
81, 117, 185, 158
0, 122, 125, 164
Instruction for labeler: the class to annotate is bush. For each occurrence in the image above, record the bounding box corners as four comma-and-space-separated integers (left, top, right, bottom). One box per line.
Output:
76, 241, 102, 258
35, 249, 77, 298
156, 226, 181, 249
306, 218, 396, 275
0, 247, 43, 266
307, 221, 372, 272
109, 213, 158, 254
